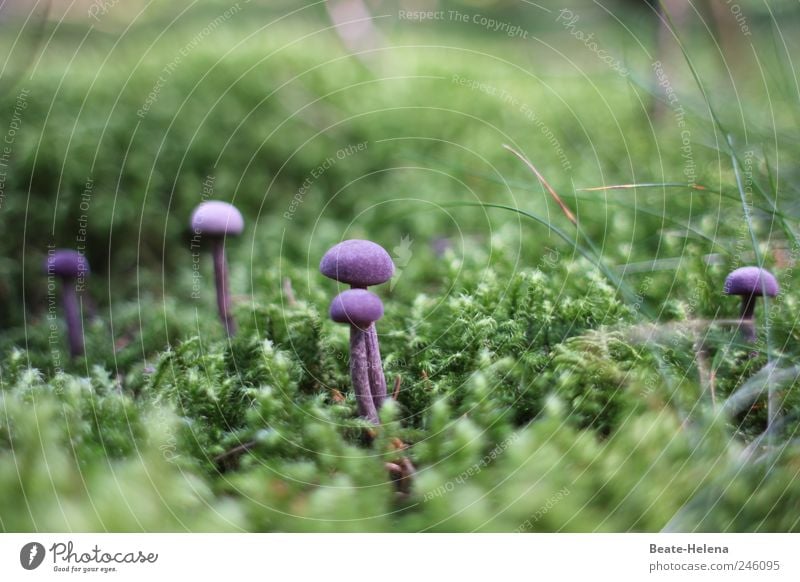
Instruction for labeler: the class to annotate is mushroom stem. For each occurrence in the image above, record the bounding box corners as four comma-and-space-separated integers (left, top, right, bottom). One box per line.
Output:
364, 323, 387, 408
350, 327, 379, 424
739, 294, 757, 343
739, 293, 780, 432
61, 281, 84, 358
211, 238, 236, 337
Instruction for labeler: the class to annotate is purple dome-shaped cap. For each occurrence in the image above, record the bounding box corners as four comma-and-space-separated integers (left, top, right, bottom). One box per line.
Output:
330, 289, 384, 328
724, 266, 779, 297
44, 249, 90, 279
320, 239, 395, 287
190, 201, 244, 237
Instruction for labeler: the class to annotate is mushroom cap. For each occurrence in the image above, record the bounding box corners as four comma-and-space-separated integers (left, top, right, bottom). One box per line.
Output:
329, 289, 384, 328
320, 239, 395, 287
724, 266, 779, 297
190, 201, 244, 237
44, 249, 90, 279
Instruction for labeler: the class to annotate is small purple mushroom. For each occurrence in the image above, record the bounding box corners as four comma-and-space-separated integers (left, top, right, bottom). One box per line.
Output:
320, 239, 395, 288
724, 266, 779, 343
190, 201, 244, 336
44, 249, 90, 358
330, 289, 384, 424
321, 240, 394, 410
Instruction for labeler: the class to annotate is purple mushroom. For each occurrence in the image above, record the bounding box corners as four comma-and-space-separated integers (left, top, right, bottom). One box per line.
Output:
190, 201, 244, 336
330, 289, 385, 424
724, 266, 779, 343
320, 239, 395, 288
44, 249, 90, 358
320, 239, 394, 410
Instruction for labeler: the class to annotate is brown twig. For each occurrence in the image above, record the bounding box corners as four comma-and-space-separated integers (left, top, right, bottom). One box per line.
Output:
396, 457, 416, 497
392, 375, 401, 400
213, 440, 257, 473
421, 369, 432, 391
502, 143, 577, 225
386, 453, 416, 498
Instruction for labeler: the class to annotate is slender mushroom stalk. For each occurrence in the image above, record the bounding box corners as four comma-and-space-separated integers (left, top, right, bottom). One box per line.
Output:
724, 266, 779, 344
211, 238, 235, 335
330, 289, 384, 424
320, 239, 394, 410
44, 249, 90, 358
724, 266, 780, 433
364, 326, 387, 408
190, 201, 244, 336
349, 326, 375, 423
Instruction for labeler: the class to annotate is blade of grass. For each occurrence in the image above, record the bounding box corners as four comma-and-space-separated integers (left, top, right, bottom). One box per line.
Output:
577, 182, 708, 192
747, 49, 800, 252
760, 148, 800, 250
577, 180, 800, 231
728, 136, 763, 269
572, 188, 727, 252
502, 144, 577, 225
583, 180, 800, 229
723, 362, 799, 417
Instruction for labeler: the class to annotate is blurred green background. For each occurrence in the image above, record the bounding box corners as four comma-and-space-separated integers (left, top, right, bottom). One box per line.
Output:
1, 0, 797, 329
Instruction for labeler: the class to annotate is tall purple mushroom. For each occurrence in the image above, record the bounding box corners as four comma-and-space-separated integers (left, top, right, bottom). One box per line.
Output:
44, 249, 90, 358
190, 201, 244, 336
330, 289, 384, 424
724, 266, 779, 343
320, 239, 394, 410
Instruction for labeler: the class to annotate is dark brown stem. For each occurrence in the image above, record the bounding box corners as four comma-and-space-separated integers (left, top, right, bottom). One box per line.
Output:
214, 440, 257, 473
364, 323, 387, 409
61, 280, 84, 358
350, 327, 378, 424
212, 238, 236, 336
